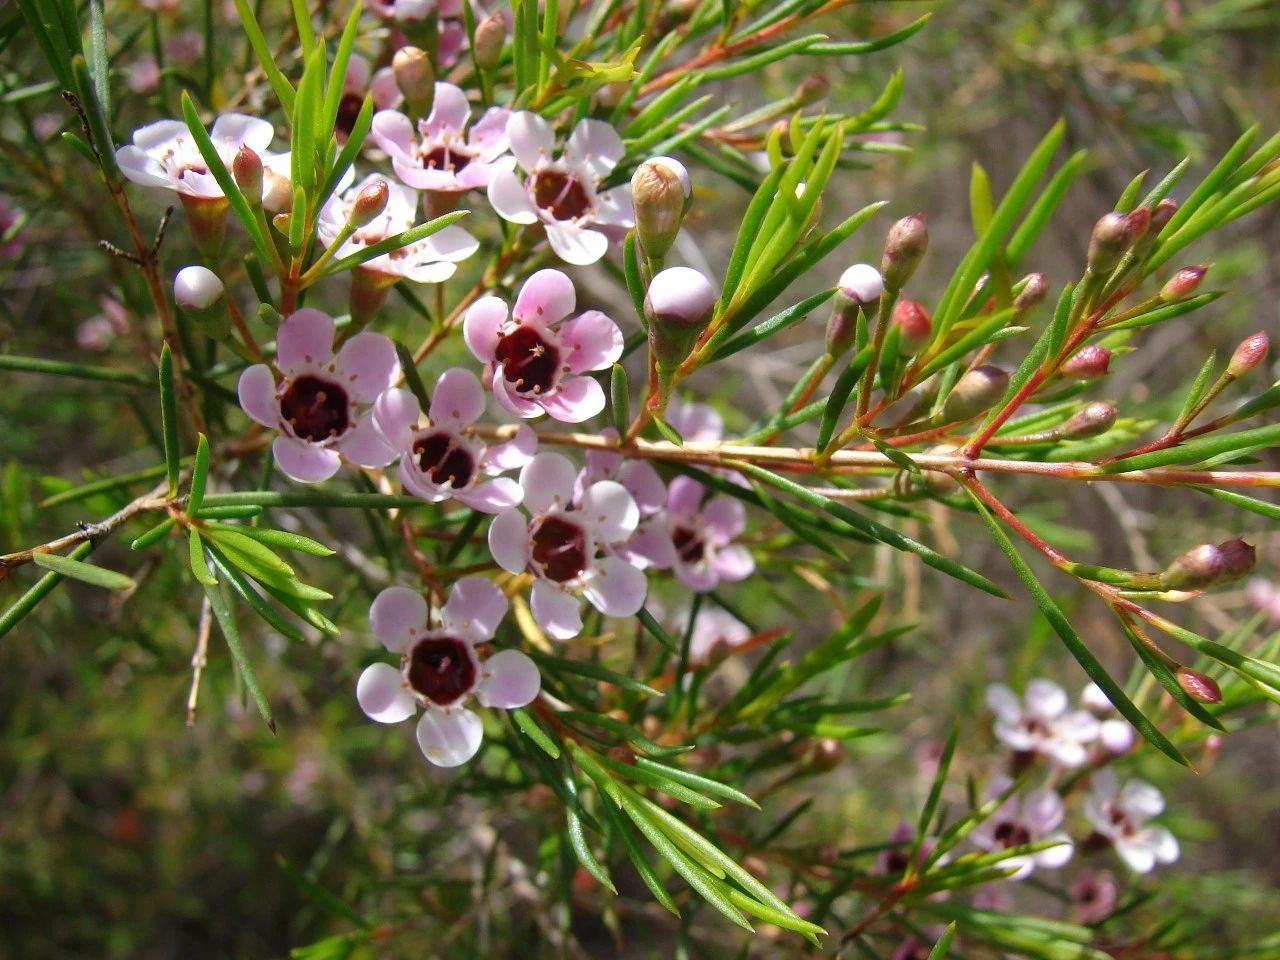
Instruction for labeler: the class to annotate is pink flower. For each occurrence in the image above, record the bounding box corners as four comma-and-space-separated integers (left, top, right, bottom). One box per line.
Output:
986, 679, 1100, 767
76, 297, 130, 351
237, 309, 400, 483
127, 55, 160, 94
1084, 770, 1179, 873
336, 55, 402, 141
665, 400, 724, 443
317, 174, 477, 284
373, 368, 536, 512
116, 114, 275, 200
628, 476, 755, 591
464, 269, 623, 423
0, 194, 28, 259
1080, 682, 1136, 755
357, 578, 540, 767
372, 83, 511, 194
489, 453, 647, 640
970, 776, 1073, 879
487, 112, 633, 264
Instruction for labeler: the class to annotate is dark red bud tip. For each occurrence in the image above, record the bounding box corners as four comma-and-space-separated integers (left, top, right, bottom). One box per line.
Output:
808, 737, 846, 772
1160, 265, 1208, 301
1150, 198, 1178, 233
794, 73, 830, 107
893, 299, 932, 354
1228, 333, 1269, 378
1125, 204, 1152, 242
232, 144, 263, 197
1216, 537, 1256, 580
1061, 345, 1112, 380
350, 179, 390, 228
1176, 668, 1223, 705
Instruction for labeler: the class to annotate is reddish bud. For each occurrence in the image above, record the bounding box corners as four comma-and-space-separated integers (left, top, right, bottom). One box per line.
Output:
808, 737, 846, 772
880, 214, 929, 291
1150, 198, 1178, 233
1124, 204, 1152, 242
1217, 537, 1256, 581
232, 144, 263, 200
1176, 668, 1223, 705
1159, 265, 1208, 301
1087, 212, 1131, 273
1014, 272, 1049, 313
825, 264, 884, 357
1061, 345, 1112, 380
473, 14, 507, 70
893, 299, 932, 355
942, 365, 1009, 421
1062, 401, 1117, 438
1161, 543, 1226, 591
794, 73, 830, 107
350, 178, 389, 228
1227, 332, 1269, 378
392, 46, 435, 118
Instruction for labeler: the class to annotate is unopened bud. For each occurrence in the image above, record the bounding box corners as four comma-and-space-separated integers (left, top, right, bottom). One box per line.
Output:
1150, 198, 1178, 233
1013, 272, 1049, 313
893, 299, 932, 355
646, 267, 717, 371
1061, 345, 1112, 380
1217, 537, 1256, 581
261, 166, 293, 214
1159, 265, 1207, 301
350, 178, 389, 228
1176, 668, 1222, 705
922, 443, 961, 496
1087, 212, 1131, 273
392, 0, 431, 20
232, 145, 263, 201
794, 73, 830, 107
392, 47, 435, 118
1062, 401, 1117, 438
632, 156, 691, 260
1124, 204, 1152, 243
824, 264, 883, 357
808, 737, 845, 772
942, 364, 1009, 421
174, 265, 229, 338
1161, 543, 1226, 591
880, 214, 928, 291
473, 14, 507, 70
1227, 332, 1269, 377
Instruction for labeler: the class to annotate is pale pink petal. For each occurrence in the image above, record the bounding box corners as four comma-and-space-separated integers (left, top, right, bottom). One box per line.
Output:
1081, 681, 1113, 713
1048, 739, 1089, 768
370, 68, 402, 110
626, 521, 677, 569
1116, 839, 1156, 874
713, 544, 754, 582
209, 112, 275, 154
491, 367, 543, 419
416, 705, 483, 767
564, 118, 624, 177
545, 222, 609, 265
487, 168, 538, 223
334, 331, 399, 402
470, 107, 512, 156
459, 477, 523, 513
580, 480, 639, 543
1058, 710, 1102, 743
1099, 719, 1135, 754
116, 146, 175, 190
424, 82, 470, 137
521, 453, 578, 514
373, 387, 421, 450
559, 309, 623, 373
276, 308, 336, 376
667, 475, 705, 521
337, 412, 398, 468
442, 576, 508, 643
482, 425, 537, 473
343, 54, 371, 94
1120, 780, 1165, 818
507, 111, 555, 170
582, 555, 647, 618
514, 268, 576, 325
1034, 832, 1074, 869
273, 436, 341, 483
985, 684, 1022, 724
666, 401, 723, 442
1023, 790, 1065, 833
476, 649, 541, 708
399, 458, 448, 502
463, 296, 509, 363
1149, 826, 1179, 865
675, 559, 717, 593
703, 496, 746, 541
593, 184, 635, 227
422, 224, 479, 263
238, 364, 279, 427
370, 585, 428, 651
356, 662, 416, 723
430, 366, 486, 428
530, 580, 583, 640
488, 508, 531, 574
618, 461, 666, 515
1026, 678, 1069, 719
540, 375, 605, 423
132, 118, 189, 151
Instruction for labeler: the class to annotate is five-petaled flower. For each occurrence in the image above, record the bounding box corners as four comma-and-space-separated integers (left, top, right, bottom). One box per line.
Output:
117, 113, 275, 200
374, 368, 536, 512
1084, 770, 1180, 873
629, 476, 755, 591
487, 112, 633, 264
238, 309, 399, 483
986, 678, 1101, 767
464, 268, 623, 422
489, 453, 646, 640
970, 776, 1073, 879
356, 578, 540, 767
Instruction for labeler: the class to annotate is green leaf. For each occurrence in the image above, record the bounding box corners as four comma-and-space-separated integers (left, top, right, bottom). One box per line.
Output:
318, 211, 471, 276
637, 607, 680, 654
632, 758, 759, 808
277, 855, 370, 930
966, 492, 1188, 765
709, 288, 836, 363
1100, 422, 1280, 473
596, 754, 721, 809
0, 542, 94, 640
321, 3, 363, 138
610, 364, 630, 435
512, 708, 561, 759
203, 526, 295, 576
0, 353, 149, 387
221, 525, 335, 557
816, 354, 869, 453
206, 546, 305, 643
131, 517, 177, 551
203, 579, 275, 732
927, 923, 957, 959
970, 162, 994, 235
1118, 619, 1224, 730
188, 530, 218, 586
652, 417, 683, 446
564, 767, 617, 894
598, 799, 680, 916
31, 551, 135, 591
622, 232, 647, 323
560, 710, 691, 758
526, 649, 660, 698
158, 343, 180, 498
188, 434, 211, 515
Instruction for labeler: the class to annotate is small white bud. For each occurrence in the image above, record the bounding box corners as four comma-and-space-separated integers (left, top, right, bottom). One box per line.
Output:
173, 266, 224, 310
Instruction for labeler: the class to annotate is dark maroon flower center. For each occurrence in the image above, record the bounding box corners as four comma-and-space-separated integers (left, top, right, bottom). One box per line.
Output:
279, 374, 350, 443
993, 820, 1032, 848
530, 515, 588, 583
494, 325, 562, 395
531, 169, 591, 221
405, 634, 475, 705
420, 143, 474, 173
413, 430, 475, 488
672, 525, 705, 564
336, 93, 365, 137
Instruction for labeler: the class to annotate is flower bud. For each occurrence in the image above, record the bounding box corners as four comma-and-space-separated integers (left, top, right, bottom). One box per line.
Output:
1159, 265, 1207, 302
392, 46, 435, 118
173, 265, 229, 338
794, 73, 830, 107
1217, 537, 1256, 581
1150, 198, 1178, 233
942, 365, 1009, 422
1013, 272, 1049, 313
1227, 332, 1268, 378
1061, 401, 1117, 438
261, 166, 293, 214
922, 443, 961, 496
474, 14, 507, 70
1061, 345, 1112, 380
1176, 667, 1223, 705
880, 214, 928, 291
807, 737, 846, 772
632, 156, 691, 260
824, 264, 883, 357
1087, 212, 1131, 274
232, 144, 263, 202
893, 299, 932, 356
1161, 543, 1226, 591
350, 178, 390, 229
646, 267, 717, 372
1124, 204, 1152, 243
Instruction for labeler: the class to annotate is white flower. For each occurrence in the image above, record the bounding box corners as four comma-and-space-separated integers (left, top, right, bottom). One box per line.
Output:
1080, 682, 1136, 755
116, 114, 274, 199
970, 776, 1073, 879
1085, 770, 1180, 873
986, 678, 1101, 766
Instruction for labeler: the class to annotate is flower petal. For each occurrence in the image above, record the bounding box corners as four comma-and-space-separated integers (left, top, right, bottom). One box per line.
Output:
580, 480, 639, 543
564, 118, 624, 178
545, 223, 609, 265
459, 477, 523, 514
491, 366, 543, 419
482, 425, 537, 473
337, 412, 398, 468
416, 706, 483, 767
1026, 678, 1069, 718
507, 111, 555, 170
558, 309, 623, 373
463, 296, 509, 363
985, 683, 1022, 724
582, 555, 647, 618
370, 585, 427, 651
530, 580, 583, 640
371, 109, 416, 158
356, 662, 416, 724
539, 375, 606, 423
618, 461, 666, 515
209, 113, 275, 154
373, 387, 421, 450
713, 544, 754, 582
514, 268, 576, 325
423, 82, 470, 137
442, 576, 508, 643
476, 649, 541, 708
487, 168, 538, 224
488, 508, 531, 574
1034, 832, 1074, 869
521, 453, 578, 514
626, 521, 678, 570
238, 364, 279, 427
703, 496, 746, 541
666, 475, 705, 521
430, 366, 486, 428
470, 107, 512, 156
334, 331, 399, 403
1120, 779, 1165, 818
273, 436, 341, 483
276, 308, 336, 376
